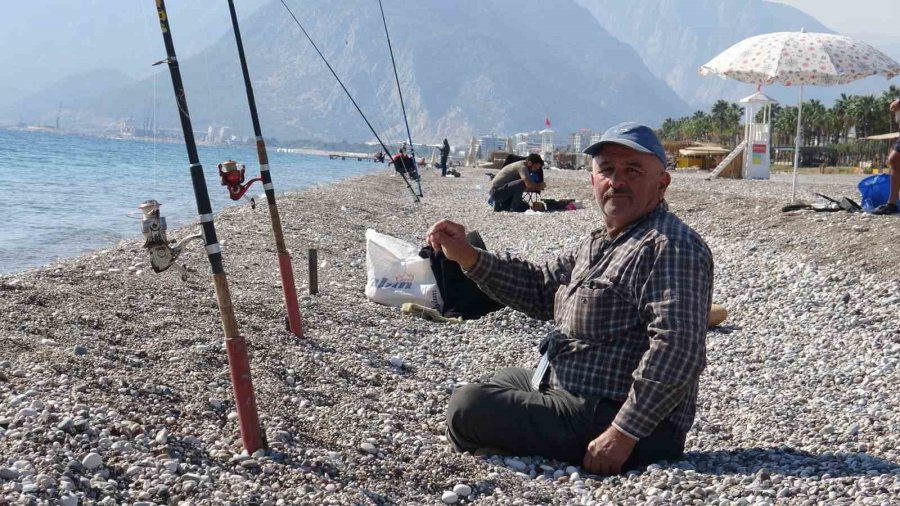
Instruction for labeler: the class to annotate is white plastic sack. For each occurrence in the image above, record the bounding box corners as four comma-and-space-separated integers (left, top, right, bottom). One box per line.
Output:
365, 229, 442, 310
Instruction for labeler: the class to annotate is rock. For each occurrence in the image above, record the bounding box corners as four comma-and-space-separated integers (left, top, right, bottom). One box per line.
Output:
59, 495, 79, 506
35, 474, 55, 489
16, 407, 37, 418
240, 459, 260, 469
452, 484, 472, 497
389, 356, 404, 367
41, 338, 57, 346
360, 442, 377, 455
441, 491, 459, 504
0, 467, 19, 480
505, 458, 527, 472
73, 345, 89, 356
82, 452, 103, 470
56, 416, 75, 432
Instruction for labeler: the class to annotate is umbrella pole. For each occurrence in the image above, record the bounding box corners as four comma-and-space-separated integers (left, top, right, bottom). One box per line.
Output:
791, 85, 804, 202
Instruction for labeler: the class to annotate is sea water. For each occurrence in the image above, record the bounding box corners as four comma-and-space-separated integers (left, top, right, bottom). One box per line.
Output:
0, 128, 384, 274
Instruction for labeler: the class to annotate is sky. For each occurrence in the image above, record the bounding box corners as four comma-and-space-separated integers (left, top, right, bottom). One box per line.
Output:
773, 0, 900, 41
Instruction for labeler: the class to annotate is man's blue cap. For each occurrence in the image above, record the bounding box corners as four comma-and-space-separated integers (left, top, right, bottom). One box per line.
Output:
582, 122, 667, 169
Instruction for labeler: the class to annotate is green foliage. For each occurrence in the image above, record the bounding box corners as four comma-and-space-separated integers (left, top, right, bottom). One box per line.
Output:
659, 87, 900, 149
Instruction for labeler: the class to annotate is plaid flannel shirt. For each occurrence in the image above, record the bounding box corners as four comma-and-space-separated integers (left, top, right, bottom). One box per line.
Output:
466, 202, 713, 439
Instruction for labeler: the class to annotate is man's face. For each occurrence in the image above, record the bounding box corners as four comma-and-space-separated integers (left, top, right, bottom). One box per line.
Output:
526, 160, 542, 171
591, 144, 670, 232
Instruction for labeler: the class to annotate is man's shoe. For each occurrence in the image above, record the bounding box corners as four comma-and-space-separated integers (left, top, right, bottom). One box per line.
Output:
871, 202, 899, 215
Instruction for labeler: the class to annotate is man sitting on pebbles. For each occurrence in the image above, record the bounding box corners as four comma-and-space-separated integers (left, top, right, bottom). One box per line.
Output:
427, 122, 713, 475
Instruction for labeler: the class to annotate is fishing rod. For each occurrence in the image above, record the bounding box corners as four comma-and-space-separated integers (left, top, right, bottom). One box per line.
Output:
226, 0, 304, 338
377, 0, 423, 197
152, 0, 265, 453
278, 0, 420, 203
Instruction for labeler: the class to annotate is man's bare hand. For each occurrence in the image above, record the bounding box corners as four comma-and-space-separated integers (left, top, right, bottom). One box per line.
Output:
891, 99, 900, 112
426, 220, 479, 270
582, 426, 637, 475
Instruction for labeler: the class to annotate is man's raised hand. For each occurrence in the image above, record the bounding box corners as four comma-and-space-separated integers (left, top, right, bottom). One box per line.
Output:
426, 220, 479, 270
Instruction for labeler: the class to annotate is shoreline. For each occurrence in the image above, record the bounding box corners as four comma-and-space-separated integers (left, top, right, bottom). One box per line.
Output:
1, 169, 899, 504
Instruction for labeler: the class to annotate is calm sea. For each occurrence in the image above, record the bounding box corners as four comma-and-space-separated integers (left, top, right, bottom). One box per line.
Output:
0, 128, 383, 274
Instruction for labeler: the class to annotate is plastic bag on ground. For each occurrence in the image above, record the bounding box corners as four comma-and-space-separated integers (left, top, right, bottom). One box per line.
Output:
365, 229, 442, 310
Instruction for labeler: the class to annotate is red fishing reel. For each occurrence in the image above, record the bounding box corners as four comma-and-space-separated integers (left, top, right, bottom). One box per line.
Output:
218, 160, 262, 201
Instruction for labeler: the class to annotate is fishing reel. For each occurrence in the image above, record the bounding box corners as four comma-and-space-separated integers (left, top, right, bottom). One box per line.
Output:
139, 199, 204, 281
219, 160, 261, 205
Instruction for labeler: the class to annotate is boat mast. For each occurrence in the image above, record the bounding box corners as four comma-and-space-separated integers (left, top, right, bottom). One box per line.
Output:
152, 0, 265, 453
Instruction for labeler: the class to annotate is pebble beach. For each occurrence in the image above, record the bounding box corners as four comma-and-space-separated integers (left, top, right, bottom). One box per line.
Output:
1, 166, 899, 505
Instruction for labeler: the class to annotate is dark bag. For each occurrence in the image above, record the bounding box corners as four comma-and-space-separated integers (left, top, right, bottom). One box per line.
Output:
418, 231, 505, 320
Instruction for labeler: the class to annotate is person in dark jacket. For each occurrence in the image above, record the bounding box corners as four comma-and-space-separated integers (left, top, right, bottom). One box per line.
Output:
439, 139, 451, 177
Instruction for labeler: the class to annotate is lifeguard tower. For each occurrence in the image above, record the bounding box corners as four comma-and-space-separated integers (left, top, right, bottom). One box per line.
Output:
710, 91, 777, 179
739, 91, 776, 179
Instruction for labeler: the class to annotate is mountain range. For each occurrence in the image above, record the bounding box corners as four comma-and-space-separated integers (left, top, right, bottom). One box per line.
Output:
2, 0, 899, 143
2, 0, 690, 143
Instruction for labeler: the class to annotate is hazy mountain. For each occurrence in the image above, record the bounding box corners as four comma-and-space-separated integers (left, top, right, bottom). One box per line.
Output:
3, 69, 135, 128
0, 0, 269, 107
575, 0, 899, 108
1, 0, 690, 143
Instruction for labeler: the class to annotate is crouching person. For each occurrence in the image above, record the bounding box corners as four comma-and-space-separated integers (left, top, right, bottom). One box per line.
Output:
428, 123, 713, 474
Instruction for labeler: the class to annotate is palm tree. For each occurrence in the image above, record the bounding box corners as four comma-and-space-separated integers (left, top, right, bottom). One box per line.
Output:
832, 93, 853, 143
849, 95, 879, 138
803, 99, 827, 146
710, 100, 731, 144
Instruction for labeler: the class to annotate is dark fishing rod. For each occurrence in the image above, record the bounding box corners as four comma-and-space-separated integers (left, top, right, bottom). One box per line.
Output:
377, 0, 422, 197
226, 0, 304, 338
278, 0, 420, 203
152, 0, 265, 453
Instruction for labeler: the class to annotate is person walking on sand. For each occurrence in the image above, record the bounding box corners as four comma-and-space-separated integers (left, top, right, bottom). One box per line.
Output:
428, 123, 713, 474
873, 99, 900, 215
439, 139, 451, 177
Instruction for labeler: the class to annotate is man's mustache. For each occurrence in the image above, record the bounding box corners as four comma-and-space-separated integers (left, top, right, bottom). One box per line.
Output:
603, 188, 632, 199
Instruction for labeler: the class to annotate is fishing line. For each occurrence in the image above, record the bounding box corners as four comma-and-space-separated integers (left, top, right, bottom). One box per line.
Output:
377, 0, 420, 179
277, 0, 419, 203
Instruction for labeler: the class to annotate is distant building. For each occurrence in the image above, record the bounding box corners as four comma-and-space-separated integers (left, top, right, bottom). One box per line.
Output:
513, 132, 542, 156
476, 135, 506, 158
218, 126, 232, 144
540, 129, 555, 165
570, 128, 593, 153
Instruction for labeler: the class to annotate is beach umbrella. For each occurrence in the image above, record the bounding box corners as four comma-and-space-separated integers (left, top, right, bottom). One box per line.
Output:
699, 30, 900, 201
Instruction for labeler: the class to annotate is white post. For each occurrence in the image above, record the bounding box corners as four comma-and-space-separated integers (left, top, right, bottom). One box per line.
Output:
791, 85, 804, 202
